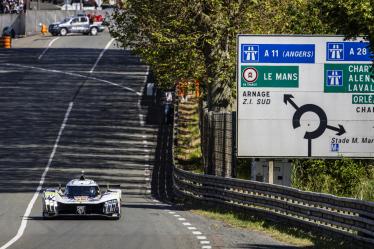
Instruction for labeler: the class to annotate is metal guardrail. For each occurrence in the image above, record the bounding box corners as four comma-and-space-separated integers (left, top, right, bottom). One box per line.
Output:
172, 167, 374, 245
172, 96, 374, 246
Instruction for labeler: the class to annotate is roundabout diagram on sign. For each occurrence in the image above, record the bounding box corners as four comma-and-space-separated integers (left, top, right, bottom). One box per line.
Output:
284, 94, 346, 157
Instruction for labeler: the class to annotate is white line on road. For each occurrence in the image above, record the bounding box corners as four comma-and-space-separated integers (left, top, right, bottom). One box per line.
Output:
90, 38, 115, 73
0, 70, 19, 73
38, 37, 59, 60
5, 63, 141, 95
0, 102, 73, 249
75, 71, 149, 75
169, 210, 212, 247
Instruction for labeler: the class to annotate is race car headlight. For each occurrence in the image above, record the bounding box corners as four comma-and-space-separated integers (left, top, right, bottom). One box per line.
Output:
104, 199, 118, 213
45, 199, 58, 212
105, 199, 118, 205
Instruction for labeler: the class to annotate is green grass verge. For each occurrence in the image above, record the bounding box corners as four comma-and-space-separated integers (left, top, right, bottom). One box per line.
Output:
190, 207, 356, 249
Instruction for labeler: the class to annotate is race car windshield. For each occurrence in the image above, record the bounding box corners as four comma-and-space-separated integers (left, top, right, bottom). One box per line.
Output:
65, 186, 100, 198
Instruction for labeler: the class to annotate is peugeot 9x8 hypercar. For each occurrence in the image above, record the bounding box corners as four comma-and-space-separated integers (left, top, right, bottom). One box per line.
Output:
42, 173, 121, 219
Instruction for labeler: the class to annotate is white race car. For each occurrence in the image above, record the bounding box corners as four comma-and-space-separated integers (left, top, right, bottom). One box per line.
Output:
42, 173, 121, 219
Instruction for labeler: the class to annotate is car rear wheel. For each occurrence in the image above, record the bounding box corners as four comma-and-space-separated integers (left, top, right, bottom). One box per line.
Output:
42, 211, 51, 219
90, 27, 98, 36
59, 28, 67, 36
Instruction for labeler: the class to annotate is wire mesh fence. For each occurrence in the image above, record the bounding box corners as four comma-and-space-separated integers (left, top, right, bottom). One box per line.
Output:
200, 101, 234, 177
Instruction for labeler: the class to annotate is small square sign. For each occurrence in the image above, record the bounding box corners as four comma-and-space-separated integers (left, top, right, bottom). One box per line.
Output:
331, 143, 339, 152
241, 44, 259, 63
326, 70, 343, 86
327, 43, 344, 61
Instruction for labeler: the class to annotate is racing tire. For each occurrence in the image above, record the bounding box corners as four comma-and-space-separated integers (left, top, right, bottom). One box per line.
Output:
59, 28, 67, 36
90, 27, 98, 36
42, 211, 52, 220
111, 212, 121, 220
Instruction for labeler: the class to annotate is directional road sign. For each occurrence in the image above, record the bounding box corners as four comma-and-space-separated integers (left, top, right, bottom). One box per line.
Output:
237, 35, 373, 158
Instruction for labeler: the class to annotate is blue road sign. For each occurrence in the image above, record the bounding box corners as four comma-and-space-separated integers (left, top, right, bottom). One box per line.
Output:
326, 70, 343, 86
241, 44, 315, 64
331, 143, 339, 152
326, 42, 372, 61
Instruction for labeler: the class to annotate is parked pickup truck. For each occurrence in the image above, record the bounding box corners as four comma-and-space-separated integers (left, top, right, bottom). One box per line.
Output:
49, 15, 105, 36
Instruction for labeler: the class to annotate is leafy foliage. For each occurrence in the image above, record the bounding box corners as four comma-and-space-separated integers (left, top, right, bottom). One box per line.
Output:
292, 159, 374, 201
314, 0, 374, 55
110, 1, 374, 200
110, 0, 330, 111
110, 1, 372, 109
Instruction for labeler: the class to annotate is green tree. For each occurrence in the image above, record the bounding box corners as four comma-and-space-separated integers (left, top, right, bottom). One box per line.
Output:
110, 0, 328, 111
313, 0, 374, 55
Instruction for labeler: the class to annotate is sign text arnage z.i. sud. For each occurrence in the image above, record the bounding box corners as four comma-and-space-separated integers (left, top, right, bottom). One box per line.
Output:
241, 44, 315, 63
242, 91, 271, 105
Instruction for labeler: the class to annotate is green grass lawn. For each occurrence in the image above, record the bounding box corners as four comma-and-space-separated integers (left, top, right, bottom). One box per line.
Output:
190, 207, 357, 249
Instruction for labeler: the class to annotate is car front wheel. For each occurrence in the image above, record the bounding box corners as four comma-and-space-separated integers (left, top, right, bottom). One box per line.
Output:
59, 28, 67, 36
90, 27, 98, 36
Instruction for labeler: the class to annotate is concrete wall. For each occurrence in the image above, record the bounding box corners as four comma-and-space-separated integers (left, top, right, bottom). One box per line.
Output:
251, 159, 292, 186
25, 10, 76, 35
0, 14, 25, 36
1, 9, 113, 36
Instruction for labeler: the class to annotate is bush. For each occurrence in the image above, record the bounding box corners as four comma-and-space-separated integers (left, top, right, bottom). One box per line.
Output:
292, 158, 374, 201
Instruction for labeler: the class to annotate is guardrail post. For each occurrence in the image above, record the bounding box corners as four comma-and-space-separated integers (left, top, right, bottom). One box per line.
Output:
232, 111, 237, 178
268, 160, 274, 184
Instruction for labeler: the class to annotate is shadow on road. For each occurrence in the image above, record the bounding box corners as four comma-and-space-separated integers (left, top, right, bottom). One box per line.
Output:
122, 203, 171, 210
150, 95, 175, 203
0, 47, 157, 195
25, 215, 116, 221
